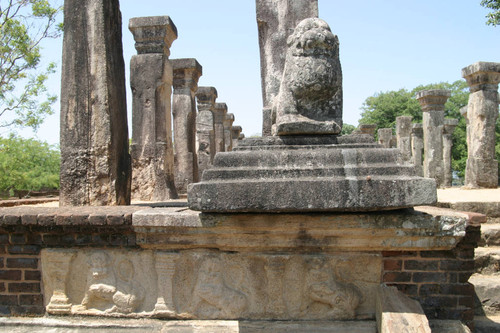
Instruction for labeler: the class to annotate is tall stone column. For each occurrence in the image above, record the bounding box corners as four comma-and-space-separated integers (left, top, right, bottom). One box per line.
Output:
196, 87, 217, 180
396, 116, 413, 163
231, 126, 243, 149
223, 113, 235, 152
411, 123, 424, 177
60, 0, 131, 206
171, 58, 203, 194
462, 62, 500, 188
378, 128, 393, 148
129, 16, 178, 201
416, 89, 450, 188
256, 0, 319, 135
443, 119, 458, 188
213, 103, 228, 153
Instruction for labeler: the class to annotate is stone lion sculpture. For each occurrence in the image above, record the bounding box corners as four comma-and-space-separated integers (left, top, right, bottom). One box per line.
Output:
273, 18, 343, 136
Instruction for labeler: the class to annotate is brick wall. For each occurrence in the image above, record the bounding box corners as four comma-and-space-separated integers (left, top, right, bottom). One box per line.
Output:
383, 225, 481, 329
0, 206, 140, 315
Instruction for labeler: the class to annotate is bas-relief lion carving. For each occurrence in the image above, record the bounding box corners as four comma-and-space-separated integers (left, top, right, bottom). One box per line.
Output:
273, 17, 343, 136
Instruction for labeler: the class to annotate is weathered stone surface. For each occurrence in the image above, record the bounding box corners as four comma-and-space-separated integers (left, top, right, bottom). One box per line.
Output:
231, 126, 243, 149
42, 248, 379, 320
213, 103, 227, 153
376, 285, 431, 333
172, 58, 202, 194
470, 273, 500, 316
417, 89, 450, 188
359, 124, 377, 137
274, 18, 342, 135
60, 0, 131, 206
443, 118, 458, 188
378, 128, 393, 148
256, 0, 318, 135
411, 123, 424, 177
396, 116, 413, 163
462, 61, 500, 188
195, 87, 217, 181
129, 16, 178, 201
188, 137, 437, 212
223, 113, 235, 152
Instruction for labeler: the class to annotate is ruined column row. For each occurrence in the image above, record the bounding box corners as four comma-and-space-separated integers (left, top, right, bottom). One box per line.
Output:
129, 16, 245, 200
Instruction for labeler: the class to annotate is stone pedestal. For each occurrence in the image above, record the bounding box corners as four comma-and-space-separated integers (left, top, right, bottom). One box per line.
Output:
443, 119, 458, 188
231, 126, 243, 150
213, 103, 227, 153
60, 0, 131, 206
417, 89, 450, 188
378, 128, 393, 148
223, 113, 235, 152
462, 61, 500, 188
196, 87, 217, 180
411, 123, 424, 177
256, 0, 318, 135
172, 58, 202, 194
396, 116, 413, 163
129, 16, 178, 201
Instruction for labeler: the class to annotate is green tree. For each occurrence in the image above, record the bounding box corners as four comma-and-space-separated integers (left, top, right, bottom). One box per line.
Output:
359, 80, 470, 179
0, 135, 60, 196
341, 123, 356, 135
481, 0, 500, 26
0, 0, 62, 131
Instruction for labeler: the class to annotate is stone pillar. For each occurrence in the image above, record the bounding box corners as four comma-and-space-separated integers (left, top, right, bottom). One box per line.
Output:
359, 124, 377, 138
196, 87, 217, 180
154, 252, 179, 317
172, 58, 202, 194
462, 62, 500, 188
416, 89, 450, 188
231, 126, 243, 149
396, 116, 413, 163
213, 103, 228, 153
443, 119, 458, 188
256, 0, 319, 135
411, 123, 424, 177
59, 0, 131, 206
378, 128, 393, 148
223, 113, 235, 152
129, 16, 178, 201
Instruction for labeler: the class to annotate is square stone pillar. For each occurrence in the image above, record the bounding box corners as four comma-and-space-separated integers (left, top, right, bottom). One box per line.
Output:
442, 119, 458, 188
256, 0, 319, 135
129, 16, 178, 201
223, 113, 235, 152
396, 116, 413, 163
196, 87, 218, 180
213, 103, 228, 153
462, 61, 500, 188
172, 58, 203, 194
60, 0, 131, 206
231, 126, 243, 149
378, 128, 393, 148
411, 123, 424, 177
416, 89, 450, 188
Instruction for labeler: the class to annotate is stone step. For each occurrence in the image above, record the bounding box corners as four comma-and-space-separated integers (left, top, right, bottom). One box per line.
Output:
474, 246, 500, 274
479, 224, 500, 247
474, 315, 500, 333
470, 273, 500, 316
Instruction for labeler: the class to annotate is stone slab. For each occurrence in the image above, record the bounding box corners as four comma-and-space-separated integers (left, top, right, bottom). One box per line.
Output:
470, 273, 500, 316
475, 315, 500, 333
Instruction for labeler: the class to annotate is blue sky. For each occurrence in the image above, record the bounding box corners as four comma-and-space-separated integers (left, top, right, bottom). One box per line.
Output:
9, 0, 500, 145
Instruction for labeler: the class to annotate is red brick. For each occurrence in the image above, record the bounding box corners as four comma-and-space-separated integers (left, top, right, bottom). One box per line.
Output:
0, 282, 4, 292
8, 245, 40, 255
383, 272, 411, 283
388, 283, 418, 296
440, 259, 474, 271
42, 234, 61, 246
24, 270, 41, 281
6, 258, 38, 269
421, 296, 458, 308
0, 295, 18, 305
0, 234, 9, 244
19, 294, 43, 306
8, 282, 40, 293
404, 260, 439, 271
459, 296, 474, 308
420, 250, 455, 259
383, 259, 402, 271
413, 272, 447, 283
419, 284, 440, 296
0, 270, 22, 280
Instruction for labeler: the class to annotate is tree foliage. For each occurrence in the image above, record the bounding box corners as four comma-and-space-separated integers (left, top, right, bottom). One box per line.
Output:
481, 0, 500, 26
0, 0, 62, 131
341, 123, 356, 135
359, 80, 471, 179
0, 135, 60, 195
